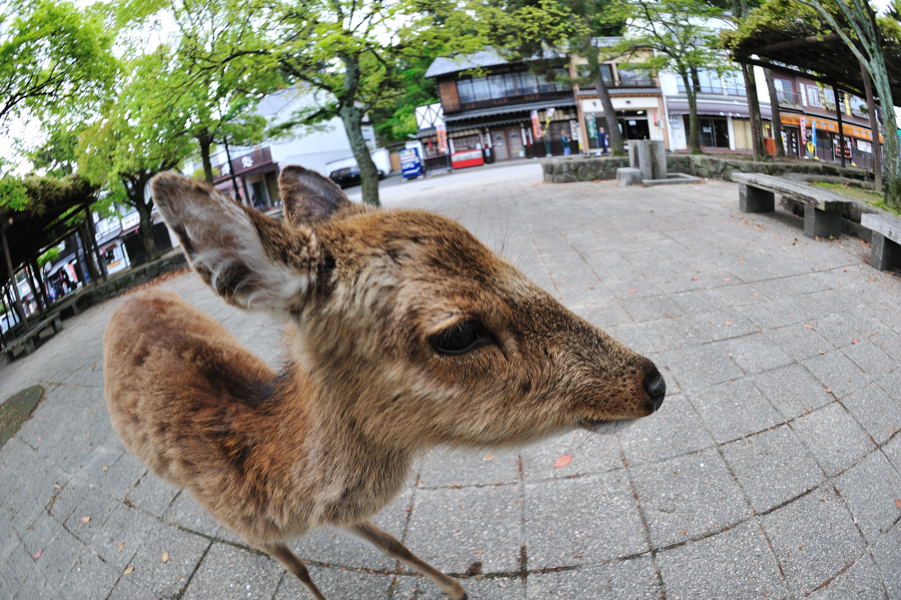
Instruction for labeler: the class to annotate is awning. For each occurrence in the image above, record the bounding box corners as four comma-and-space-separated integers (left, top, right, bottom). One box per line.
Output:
445, 98, 576, 123
666, 99, 772, 120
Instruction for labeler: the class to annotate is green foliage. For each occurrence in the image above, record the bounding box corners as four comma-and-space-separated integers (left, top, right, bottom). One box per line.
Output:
0, 176, 27, 211
0, 0, 116, 130
37, 247, 60, 269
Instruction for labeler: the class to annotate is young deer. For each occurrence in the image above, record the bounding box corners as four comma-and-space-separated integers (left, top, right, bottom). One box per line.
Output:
104, 166, 665, 599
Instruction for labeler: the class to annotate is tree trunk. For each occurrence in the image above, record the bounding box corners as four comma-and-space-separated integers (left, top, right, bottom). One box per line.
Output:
867, 62, 900, 208
764, 69, 785, 157
0, 215, 27, 324
860, 62, 882, 193
199, 130, 215, 184
131, 180, 159, 263
588, 52, 624, 155
79, 222, 101, 282
23, 262, 44, 315
85, 207, 108, 279
681, 70, 701, 154
339, 103, 381, 207
741, 64, 765, 160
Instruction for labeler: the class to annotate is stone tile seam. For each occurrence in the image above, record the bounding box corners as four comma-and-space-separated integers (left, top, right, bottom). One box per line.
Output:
172, 537, 213, 600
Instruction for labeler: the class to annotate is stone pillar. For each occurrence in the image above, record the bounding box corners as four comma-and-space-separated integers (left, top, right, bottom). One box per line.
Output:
803, 205, 843, 239
739, 184, 775, 213
869, 233, 901, 270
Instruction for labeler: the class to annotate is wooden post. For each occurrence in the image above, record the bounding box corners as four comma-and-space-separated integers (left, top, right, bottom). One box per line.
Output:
0, 212, 27, 325
860, 61, 882, 191
833, 84, 846, 169
764, 69, 785, 157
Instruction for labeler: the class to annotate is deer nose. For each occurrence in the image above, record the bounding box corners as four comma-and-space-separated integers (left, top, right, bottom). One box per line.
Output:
643, 369, 666, 411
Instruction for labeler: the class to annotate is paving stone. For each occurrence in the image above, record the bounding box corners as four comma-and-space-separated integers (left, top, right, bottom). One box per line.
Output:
713, 283, 770, 307
163, 489, 224, 538
883, 434, 901, 474
293, 489, 412, 571
722, 333, 795, 374
657, 519, 786, 599
124, 471, 181, 518
275, 567, 394, 599
57, 547, 120, 600
629, 448, 752, 548
394, 573, 525, 599
764, 321, 834, 361
181, 542, 282, 600
683, 310, 760, 343
841, 339, 897, 378
526, 556, 659, 599
689, 379, 784, 443
751, 273, 829, 299
791, 403, 875, 477
841, 383, 900, 444
405, 485, 522, 575
754, 363, 834, 419
834, 451, 901, 543
571, 302, 633, 328
520, 428, 621, 481
657, 342, 745, 390
122, 518, 210, 598
621, 294, 683, 322
525, 471, 647, 569
608, 318, 690, 355
807, 553, 888, 600
721, 425, 824, 513
762, 486, 866, 597
870, 524, 901, 598
88, 500, 162, 570
810, 313, 882, 349
618, 395, 715, 466
417, 447, 520, 487
803, 350, 871, 399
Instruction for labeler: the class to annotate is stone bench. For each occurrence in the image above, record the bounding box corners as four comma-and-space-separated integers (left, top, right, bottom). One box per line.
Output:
861, 213, 901, 271
730, 172, 852, 239
4, 312, 63, 361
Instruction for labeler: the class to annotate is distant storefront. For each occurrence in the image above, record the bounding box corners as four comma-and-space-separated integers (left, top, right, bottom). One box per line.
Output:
213, 146, 281, 209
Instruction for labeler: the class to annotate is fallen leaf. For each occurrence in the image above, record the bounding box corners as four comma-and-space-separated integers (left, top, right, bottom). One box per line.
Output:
483, 455, 495, 462
751, 292, 760, 297
123, 566, 134, 575
803, 323, 814, 330
690, 276, 700, 281
737, 256, 745, 262
723, 277, 732, 282
117, 542, 125, 553
724, 321, 734, 326
80, 516, 91, 523
895, 499, 901, 510
162, 552, 170, 563
850, 338, 859, 344
627, 288, 637, 293
553, 455, 573, 468
818, 349, 827, 355
101, 465, 109, 472
32, 549, 43, 560
825, 387, 833, 394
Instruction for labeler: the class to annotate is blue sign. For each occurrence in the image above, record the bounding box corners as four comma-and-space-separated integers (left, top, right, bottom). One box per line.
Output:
401, 148, 423, 179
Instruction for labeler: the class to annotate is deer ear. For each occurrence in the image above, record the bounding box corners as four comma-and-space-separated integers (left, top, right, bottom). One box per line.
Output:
151, 172, 324, 314
279, 165, 352, 226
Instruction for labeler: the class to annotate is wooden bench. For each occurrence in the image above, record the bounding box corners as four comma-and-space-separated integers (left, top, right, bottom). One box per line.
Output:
730, 172, 852, 239
861, 213, 901, 271
3, 312, 63, 361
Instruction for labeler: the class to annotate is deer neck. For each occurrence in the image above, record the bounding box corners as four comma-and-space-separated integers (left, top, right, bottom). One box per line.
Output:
268, 362, 414, 526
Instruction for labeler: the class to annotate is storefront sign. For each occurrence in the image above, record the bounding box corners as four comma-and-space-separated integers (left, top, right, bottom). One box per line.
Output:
400, 148, 423, 179
450, 149, 484, 169
531, 110, 543, 139
436, 120, 448, 154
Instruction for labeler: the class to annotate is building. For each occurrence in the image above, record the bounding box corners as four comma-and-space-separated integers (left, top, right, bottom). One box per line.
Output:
419, 49, 580, 169
765, 70, 883, 168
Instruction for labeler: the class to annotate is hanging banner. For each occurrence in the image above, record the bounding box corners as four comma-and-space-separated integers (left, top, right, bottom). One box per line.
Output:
436, 120, 448, 154
531, 110, 542, 139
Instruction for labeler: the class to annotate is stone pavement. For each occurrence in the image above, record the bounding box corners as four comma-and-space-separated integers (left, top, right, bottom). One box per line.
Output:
1, 168, 900, 599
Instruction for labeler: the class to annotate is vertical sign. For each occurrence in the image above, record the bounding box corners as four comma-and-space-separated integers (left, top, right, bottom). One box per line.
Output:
436, 120, 448, 154
531, 110, 542, 139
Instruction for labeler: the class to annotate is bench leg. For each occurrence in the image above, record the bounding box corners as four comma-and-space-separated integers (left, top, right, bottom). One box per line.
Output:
52, 317, 63, 333
739, 184, 774, 213
869, 233, 901, 270
803, 205, 842, 239
23, 338, 36, 355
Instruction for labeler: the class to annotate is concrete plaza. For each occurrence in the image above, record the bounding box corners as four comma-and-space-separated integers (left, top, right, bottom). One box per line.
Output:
1, 164, 899, 599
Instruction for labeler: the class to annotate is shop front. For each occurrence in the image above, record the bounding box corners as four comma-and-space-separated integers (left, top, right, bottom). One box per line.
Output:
780, 113, 882, 168
578, 95, 668, 151
213, 147, 281, 210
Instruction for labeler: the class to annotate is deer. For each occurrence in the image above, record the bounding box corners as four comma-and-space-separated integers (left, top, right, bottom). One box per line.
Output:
103, 166, 666, 599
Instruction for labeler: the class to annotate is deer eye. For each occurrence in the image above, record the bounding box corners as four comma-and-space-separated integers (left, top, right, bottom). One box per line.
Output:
429, 320, 493, 355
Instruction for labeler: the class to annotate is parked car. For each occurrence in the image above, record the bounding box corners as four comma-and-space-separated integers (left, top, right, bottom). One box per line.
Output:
328, 165, 386, 189
329, 166, 361, 188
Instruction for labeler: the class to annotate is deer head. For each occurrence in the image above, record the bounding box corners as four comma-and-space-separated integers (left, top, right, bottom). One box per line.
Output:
150, 167, 664, 451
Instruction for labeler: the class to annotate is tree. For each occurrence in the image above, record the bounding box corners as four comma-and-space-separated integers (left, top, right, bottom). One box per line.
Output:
77, 50, 195, 262
264, 0, 470, 206
164, 0, 283, 183
479, 0, 628, 155
611, 0, 727, 154
0, 1, 115, 134
793, 0, 900, 207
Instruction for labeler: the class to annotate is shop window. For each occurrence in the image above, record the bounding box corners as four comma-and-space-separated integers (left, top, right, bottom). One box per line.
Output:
720, 71, 746, 96
618, 65, 653, 86
576, 63, 614, 86
453, 134, 483, 151
822, 87, 836, 108
773, 79, 796, 104
804, 84, 823, 107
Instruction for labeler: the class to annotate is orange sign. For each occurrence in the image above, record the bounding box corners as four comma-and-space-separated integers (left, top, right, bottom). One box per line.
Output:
780, 114, 883, 143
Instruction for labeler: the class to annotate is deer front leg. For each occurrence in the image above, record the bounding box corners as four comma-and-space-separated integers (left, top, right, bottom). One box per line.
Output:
349, 520, 467, 600
261, 542, 327, 600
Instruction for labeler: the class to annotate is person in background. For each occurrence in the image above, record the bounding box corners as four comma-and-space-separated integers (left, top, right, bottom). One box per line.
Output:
598, 127, 609, 155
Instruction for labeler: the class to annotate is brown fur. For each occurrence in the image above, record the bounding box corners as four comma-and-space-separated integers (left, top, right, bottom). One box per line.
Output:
104, 167, 664, 599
